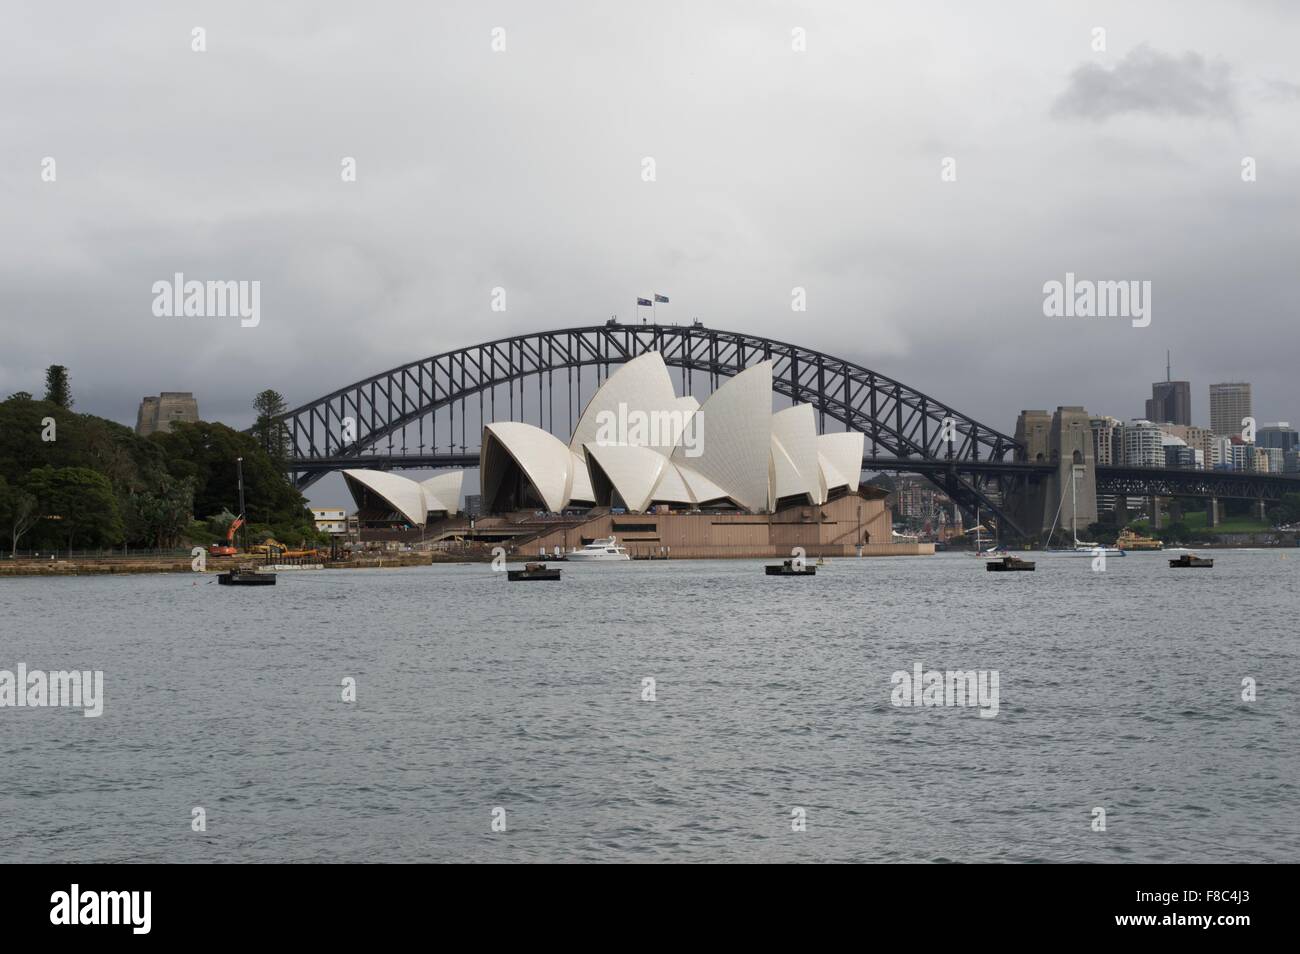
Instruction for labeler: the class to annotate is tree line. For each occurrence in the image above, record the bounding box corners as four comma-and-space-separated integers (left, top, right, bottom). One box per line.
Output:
0, 369, 320, 554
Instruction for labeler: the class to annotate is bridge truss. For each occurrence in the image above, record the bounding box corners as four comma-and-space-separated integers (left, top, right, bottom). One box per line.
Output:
273, 323, 1029, 532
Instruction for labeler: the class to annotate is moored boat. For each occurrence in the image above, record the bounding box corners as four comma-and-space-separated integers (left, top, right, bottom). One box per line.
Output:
1169, 553, 1213, 568
565, 536, 631, 562
218, 564, 277, 586
986, 555, 1035, 572
765, 559, 816, 576
507, 561, 562, 581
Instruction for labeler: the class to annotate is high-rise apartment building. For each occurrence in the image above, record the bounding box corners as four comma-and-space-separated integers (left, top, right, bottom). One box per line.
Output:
1123, 420, 1165, 466
1089, 416, 1123, 466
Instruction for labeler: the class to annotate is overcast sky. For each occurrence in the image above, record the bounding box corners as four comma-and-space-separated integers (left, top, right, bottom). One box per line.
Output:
3, 1, 1298, 504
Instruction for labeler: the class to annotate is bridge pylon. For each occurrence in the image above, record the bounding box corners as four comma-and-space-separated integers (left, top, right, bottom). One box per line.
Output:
1010, 407, 1098, 543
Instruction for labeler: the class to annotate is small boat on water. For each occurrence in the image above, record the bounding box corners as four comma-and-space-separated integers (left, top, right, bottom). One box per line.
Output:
968, 509, 1010, 558
1169, 553, 1213, 568
565, 536, 631, 562
507, 562, 562, 581
765, 559, 816, 576
986, 555, 1035, 572
218, 564, 277, 586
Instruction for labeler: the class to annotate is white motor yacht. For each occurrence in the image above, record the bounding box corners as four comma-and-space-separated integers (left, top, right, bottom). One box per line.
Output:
566, 536, 631, 562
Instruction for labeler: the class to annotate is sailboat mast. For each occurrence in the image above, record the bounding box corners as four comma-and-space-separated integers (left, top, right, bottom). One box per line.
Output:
1071, 465, 1079, 545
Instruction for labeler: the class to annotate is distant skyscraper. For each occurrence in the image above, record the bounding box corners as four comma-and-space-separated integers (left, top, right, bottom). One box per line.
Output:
1143, 352, 1190, 425
1209, 382, 1252, 437
1257, 423, 1298, 454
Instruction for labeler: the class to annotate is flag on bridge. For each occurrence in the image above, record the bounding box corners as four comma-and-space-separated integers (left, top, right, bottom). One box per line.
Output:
654, 294, 669, 303
636, 297, 653, 307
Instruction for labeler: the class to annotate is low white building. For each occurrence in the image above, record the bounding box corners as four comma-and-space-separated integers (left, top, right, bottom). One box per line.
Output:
311, 507, 348, 534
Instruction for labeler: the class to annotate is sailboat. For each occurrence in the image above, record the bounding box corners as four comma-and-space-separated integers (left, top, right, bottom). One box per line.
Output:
969, 507, 1008, 558
1044, 464, 1124, 557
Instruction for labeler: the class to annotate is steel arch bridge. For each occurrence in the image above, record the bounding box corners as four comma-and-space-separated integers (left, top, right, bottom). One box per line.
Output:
273, 322, 1029, 531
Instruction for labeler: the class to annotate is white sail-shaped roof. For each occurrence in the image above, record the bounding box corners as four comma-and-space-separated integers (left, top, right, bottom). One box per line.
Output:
420, 470, 464, 515
817, 431, 865, 494
585, 443, 669, 512
648, 463, 694, 505
675, 464, 732, 506
647, 395, 701, 457
569, 351, 680, 458
568, 451, 595, 503
672, 361, 773, 512
343, 469, 430, 526
771, 404, 823, 505
481, 421, 573, 512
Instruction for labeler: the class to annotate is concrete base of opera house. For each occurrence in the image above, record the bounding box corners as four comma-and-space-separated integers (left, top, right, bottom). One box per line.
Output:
418, 488, 935, 560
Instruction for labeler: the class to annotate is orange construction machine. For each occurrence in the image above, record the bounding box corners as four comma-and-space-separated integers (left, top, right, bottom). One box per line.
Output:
209, 516, 245, 556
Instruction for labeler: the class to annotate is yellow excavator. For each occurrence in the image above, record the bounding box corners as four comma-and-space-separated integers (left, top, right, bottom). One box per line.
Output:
248, 538, 287, 557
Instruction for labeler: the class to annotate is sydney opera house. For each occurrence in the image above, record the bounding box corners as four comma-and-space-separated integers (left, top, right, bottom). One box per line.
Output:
341, 352, 927, 558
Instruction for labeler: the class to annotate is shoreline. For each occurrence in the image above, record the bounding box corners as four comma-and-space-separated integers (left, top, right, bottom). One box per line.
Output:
2, 541, 1294, 576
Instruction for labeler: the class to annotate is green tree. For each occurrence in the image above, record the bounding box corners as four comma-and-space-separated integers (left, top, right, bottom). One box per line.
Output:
1085, 522, 1119, 546
1155, 520, 1192, 544
126, 475, 195, 548
7, 391, 32, 402
1269, 492, 1300, 526
150, 421, 317, 540
43, 365, 73, 408
23, 466, 124, 550
251, 389, 291, 467
0, 476, 41, 555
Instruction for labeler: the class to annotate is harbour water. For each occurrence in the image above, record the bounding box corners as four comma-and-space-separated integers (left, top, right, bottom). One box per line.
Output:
1, 551, 1296, 863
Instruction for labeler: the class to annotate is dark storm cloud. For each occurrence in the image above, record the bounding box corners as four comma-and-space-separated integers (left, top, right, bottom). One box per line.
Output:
1052, 46, 1238, 121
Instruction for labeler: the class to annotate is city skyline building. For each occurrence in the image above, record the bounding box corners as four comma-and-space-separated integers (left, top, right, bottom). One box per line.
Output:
1210, 382, 1253, 437
1144, 352, 1191, 425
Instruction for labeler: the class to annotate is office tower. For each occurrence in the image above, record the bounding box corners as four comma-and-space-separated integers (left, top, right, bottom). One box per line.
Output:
1209, 382, 1252, 437
1144, 352, 1191, 425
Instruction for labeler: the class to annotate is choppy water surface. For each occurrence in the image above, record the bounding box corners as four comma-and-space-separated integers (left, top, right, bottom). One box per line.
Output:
1, 550, 1296, 863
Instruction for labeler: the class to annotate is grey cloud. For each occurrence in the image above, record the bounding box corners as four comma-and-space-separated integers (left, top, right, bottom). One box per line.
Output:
1, 3, 1297, 508
1052, 46, 1238, 121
